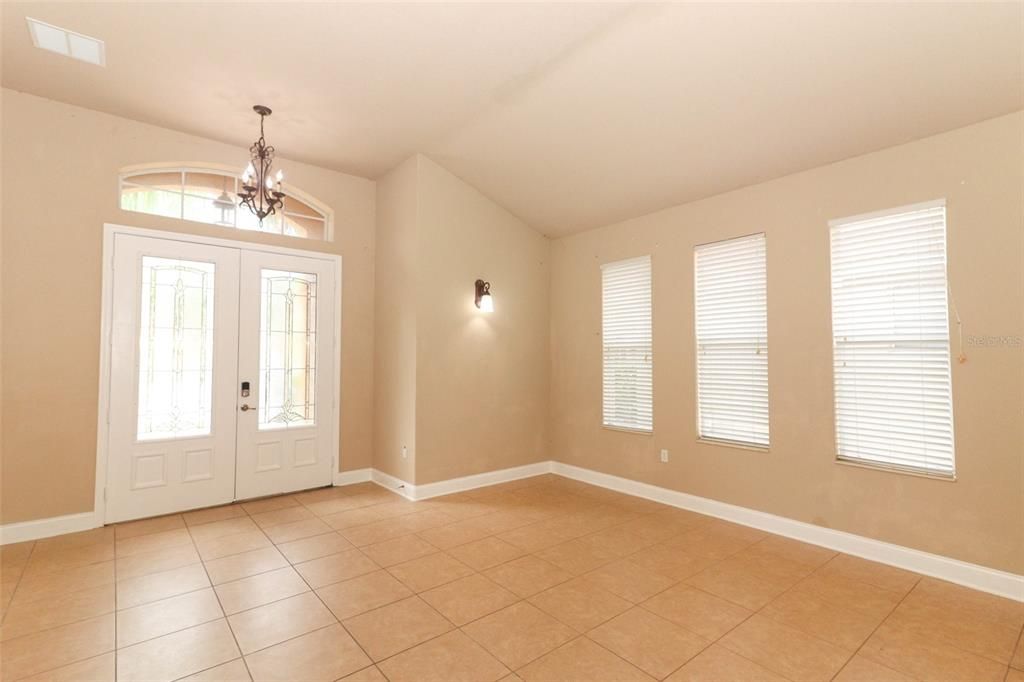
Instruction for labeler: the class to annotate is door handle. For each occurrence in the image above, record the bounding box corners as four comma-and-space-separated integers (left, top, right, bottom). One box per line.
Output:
240, 404, 253, 412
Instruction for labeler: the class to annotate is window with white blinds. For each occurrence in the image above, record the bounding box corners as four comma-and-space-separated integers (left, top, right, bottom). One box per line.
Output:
829, 201, 955, 476
602, 256, 653, 432
694, 233, 769, 447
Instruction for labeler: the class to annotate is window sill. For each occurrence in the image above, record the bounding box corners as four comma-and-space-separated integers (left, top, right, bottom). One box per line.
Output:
696, 437, 769, 454
835, 457, 957, 482
602, 424, 653, 436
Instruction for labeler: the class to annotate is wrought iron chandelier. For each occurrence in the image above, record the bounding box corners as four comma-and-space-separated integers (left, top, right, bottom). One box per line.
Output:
239, 105, 285, 223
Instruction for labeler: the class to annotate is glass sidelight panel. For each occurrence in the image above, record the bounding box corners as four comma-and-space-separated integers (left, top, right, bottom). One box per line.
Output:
258, 269, 317, 429
137, 257, 216, 440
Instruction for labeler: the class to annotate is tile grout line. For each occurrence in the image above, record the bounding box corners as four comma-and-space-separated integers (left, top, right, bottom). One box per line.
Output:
185, 498, 257, 682
577, 630, 688, 680
0, 484, 808, 679
161, 500, 282, 682
826, 570, 922, 681
292, 488, 663, 676
528, 505, 716, 672
0, 581, 118, 641
369, 497, 708, 677
109, 504, 257, 682
1008, 613, 1024, 680
454, 595, 566, 675
638, 517, 1019, 680
3, 538, 116, 681
281, 510, 386, 677
736, 549, 849, 681
0, 539, 37, 627
1005, 621, 1023, 682
348, 595, 465, 674
0, 492, 866, 681
23, 535, 114, 679
906, 580, 1023, 669
9, 477, 1018, 682
115, 518, 251, 679
4, 490, 389, 680
651, 542, 846, 681
1013, 624, 1024, 670
888, 577, 1022, 669
628, 550, 774, 680
4, 548, 385, 667
177, 621, 363, 679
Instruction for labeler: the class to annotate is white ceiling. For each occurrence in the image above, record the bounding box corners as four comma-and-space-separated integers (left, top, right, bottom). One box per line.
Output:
3, 2, 1021, 236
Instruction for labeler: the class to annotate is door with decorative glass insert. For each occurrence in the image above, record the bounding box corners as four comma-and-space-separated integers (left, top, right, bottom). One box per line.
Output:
107, 235, 240, 522
234, 251, 336, 500
106, 233, 338, 523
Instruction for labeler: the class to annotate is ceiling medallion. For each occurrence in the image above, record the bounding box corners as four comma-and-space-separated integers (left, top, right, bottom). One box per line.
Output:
239, 104, 285, 223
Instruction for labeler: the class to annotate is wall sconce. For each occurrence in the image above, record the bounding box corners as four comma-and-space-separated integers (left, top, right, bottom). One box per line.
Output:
475, 279, 494, 312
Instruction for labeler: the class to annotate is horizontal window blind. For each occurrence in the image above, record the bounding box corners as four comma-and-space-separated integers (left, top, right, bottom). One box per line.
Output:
602, 256, 653, 432
694, 233, 769, 447
829, 201, 955, 476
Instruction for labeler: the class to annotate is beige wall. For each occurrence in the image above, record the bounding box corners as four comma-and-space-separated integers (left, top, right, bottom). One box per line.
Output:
2, 88, 1020, 579
373, 157, 419, 483
0, 90, 376, 524
550, 112, 1024, 574
373, 155, 550, 485
415, 156, 549, 484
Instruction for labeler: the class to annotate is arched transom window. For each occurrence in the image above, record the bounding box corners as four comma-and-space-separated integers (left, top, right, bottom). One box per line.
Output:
119, 166, 332, 240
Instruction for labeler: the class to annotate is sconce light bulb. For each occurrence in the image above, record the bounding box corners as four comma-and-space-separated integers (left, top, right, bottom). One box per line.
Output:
480, 293, 494, 313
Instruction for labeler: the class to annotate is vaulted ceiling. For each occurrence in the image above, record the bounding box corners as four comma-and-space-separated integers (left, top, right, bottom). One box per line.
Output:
3, 2, 1021, 236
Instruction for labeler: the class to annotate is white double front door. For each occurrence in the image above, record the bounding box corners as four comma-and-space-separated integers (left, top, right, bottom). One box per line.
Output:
105, 232, 337, 523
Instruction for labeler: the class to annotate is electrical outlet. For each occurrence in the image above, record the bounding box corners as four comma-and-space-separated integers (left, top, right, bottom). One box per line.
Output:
401, 446, 408, 459
660, 449, 669, 463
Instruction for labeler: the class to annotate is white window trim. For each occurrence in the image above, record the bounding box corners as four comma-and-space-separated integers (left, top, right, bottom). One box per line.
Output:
828, 198, 956, 479
117, 162, 335, 241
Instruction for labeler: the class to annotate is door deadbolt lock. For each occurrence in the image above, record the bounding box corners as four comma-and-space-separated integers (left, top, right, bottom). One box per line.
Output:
241, 381, 250, 398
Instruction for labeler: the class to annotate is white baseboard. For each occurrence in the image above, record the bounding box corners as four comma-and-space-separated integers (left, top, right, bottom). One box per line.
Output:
333, 468, 372, 486
370, 469, 417, 500
6, 460, 1021, 602
0, 511, 100, 545
412, 461, 554, 500
361, 461, 554, 501
552, 461, 1024, 603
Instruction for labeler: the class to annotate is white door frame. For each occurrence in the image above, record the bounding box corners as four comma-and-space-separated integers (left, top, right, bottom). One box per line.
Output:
95, 223, 343, 523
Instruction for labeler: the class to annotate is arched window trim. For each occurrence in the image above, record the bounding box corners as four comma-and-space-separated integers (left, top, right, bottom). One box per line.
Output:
118, 162, 335, 241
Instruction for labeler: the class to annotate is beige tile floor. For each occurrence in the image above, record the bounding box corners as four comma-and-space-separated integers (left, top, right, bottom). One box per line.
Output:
1, 474, 1022, 682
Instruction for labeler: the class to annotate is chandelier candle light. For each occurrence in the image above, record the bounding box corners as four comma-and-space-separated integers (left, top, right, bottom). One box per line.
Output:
239, 105, 286, 224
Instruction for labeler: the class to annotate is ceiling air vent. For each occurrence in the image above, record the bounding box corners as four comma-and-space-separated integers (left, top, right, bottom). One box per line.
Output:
26, 17, 105, 66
